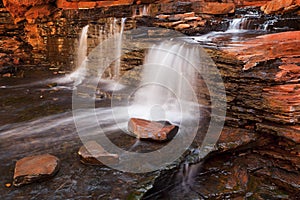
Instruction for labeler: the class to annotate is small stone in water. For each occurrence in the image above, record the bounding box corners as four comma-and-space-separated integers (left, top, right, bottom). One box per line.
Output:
13, 154, 60, 187
78, 141, 119, 166
128, 118, 179, 142
5, 183, 11, 188
47, 82, 57, 88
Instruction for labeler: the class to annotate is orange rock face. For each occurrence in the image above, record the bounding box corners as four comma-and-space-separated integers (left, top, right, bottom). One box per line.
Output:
224, 31, 300, 71
3, 0, 52, 21
56, 0, 135, 9
194, 2, 235, 15
261, 0, 300, 14
219, 31, 300, 144
25, 5, 55, 22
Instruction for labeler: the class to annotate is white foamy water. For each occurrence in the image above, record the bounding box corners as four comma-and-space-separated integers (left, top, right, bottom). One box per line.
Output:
114, 18, 126, 80
194, 17, 249, 43
60, 25, 89, 85
127, 41, 200, 124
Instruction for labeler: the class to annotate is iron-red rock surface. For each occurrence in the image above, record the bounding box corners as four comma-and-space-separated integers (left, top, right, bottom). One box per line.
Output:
13, 154, 60, 187
208, 31, 300, 145
3, 0, 52, 21
223, 31, 300, 70
78, 141, 119, 165
128, 118, 178, 141
261, 0, 300, 14
194, 2, 235, 15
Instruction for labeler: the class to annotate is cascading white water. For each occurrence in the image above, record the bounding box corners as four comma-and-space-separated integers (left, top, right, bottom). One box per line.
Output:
76, 25, 89, 68
129, 41, 199, 123
142, 5, 149, 16
227, 18, 248, 32
114, 18, 126, 79
194, 17, 249, 43
261, 18, 278, 31
60, 18, 127, 85
59, 25, 89, 84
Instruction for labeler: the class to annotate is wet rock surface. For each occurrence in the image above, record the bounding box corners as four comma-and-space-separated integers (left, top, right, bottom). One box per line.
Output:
0, 9, 32, 75
144, 136, 300, 199
214, 31, 300, 145
78, 141, 119, 165
13, 154, 60, 187
128, 118, 179, 141
261, 0, 300, 14
143, 29, 300, 199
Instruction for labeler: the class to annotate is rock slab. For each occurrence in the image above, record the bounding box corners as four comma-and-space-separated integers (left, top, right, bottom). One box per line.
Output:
128, 118, 178, 141
13, 154, 60, 187
78, 141, 119, 165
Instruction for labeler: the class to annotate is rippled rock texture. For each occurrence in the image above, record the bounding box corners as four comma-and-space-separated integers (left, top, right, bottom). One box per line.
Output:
261, 0, 300, 14
219, 31, 300, 137
143, 31, 300, 199
13, 154, 60, 187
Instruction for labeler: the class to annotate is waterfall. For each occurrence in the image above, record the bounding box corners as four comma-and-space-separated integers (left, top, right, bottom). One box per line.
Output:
227, 18, 248, 32
76, 25, 89, 69
59, 25, 89, 84
142, 5, 149, 16
261, 18, 278, 31
114, 17, 126, 79
129, 41, 199, 123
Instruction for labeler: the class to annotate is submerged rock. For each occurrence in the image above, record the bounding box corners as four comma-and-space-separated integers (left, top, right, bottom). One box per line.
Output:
78, 141, 119, 165
128, 118, 178, 141
13, 154, 60, 187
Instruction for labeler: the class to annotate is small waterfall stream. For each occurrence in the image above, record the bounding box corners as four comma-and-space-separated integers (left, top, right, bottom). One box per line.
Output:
227, 18, 248, 31
114, 17, 126, 79
61, 18, 127, 85
76, 25, 89, 68
129, 41, 199, 123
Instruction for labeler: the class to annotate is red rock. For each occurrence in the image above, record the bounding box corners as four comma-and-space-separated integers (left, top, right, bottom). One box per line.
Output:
173, 12, 195, 19
13, 154, 60, 187
254, 167, 300, 190
25, 5, 55, 22
3, 0, 51, 20
276, 64, 300, 82
128, 118, 178, 141
224, 31, 300, 70
197, 20, 206, 26
156, 14, 170, 20
175, 23, 191, 30
184, 16, 201, 21
263, 84, 300, 117
194, 2, 235, 15
261, 0, 299, 14
56, 0, 134, 9
256, 123, 300, 143
217, 127, 258, 151
2, 73, 12, 77
78, 141, 119, 165
254, 149, 300, 169
238, 0, 271, 7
